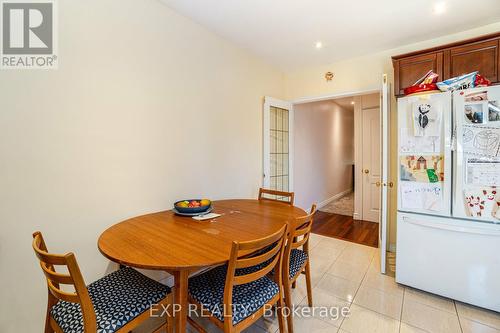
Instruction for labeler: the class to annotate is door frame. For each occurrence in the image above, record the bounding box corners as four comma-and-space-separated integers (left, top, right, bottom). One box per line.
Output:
291, 88, 380, 219
263, 97, 294, 191
380, 74, 390, 274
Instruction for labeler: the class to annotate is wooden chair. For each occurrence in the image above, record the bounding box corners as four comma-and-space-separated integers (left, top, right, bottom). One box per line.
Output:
258, 188, 295, 205
282, 204, 317, 333
32, 231, 173, 333
187, 224, 289, 333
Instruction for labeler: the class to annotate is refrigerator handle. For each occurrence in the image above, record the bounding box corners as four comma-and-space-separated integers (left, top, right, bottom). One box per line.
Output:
402, 215, 500, 236
450, 124, 457, 152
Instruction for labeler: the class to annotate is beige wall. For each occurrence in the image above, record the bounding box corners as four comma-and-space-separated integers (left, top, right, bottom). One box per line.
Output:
0, 0, 284, 331
285, 21, 500, 250
293, 100, 354, 209
1, 1, 500, 329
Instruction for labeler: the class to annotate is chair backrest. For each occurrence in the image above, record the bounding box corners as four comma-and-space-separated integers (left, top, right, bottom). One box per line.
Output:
258, 188, 295, 205
223, 224, 288, 323
32, 231, 96, 331
283, 204, 317, 279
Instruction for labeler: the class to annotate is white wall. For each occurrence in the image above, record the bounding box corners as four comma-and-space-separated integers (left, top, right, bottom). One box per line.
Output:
293, 100, 354, 209
0, 0, 284, 331
285, 21, 500, 250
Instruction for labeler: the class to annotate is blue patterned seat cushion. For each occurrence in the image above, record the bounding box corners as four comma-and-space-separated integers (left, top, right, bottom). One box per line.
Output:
50, 267, 171, 333
188, 265, 279, 325
289, 249, 308, 279
261, 249, 308, 280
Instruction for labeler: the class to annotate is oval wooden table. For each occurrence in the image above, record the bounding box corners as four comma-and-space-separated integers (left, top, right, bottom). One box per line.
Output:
98, 199, 306, 333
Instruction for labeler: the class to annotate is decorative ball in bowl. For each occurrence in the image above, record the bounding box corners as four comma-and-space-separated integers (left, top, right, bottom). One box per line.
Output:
174, 199, 212, 213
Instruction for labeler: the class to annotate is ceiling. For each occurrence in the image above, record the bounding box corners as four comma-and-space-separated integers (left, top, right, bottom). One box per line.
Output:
160, 0, 500, 72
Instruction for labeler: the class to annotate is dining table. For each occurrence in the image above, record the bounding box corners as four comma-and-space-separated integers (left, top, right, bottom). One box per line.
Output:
98, 199, 306, 333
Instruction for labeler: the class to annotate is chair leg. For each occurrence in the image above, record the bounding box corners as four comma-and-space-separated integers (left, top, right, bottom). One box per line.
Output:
283, 280, 294, 333
44, 316, 53, 333
166, 310, 174, 333
276, 295, 286, 333
291, 281, 296, 289
45, 292, 57, 333
304, 261, 313, 307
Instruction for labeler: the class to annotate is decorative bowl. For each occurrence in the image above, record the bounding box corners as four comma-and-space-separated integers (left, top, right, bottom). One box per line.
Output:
174, 199, 212, 214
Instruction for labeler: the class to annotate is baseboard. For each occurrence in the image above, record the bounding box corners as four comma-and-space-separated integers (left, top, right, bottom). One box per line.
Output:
317, 189, 352, 209
353, 212, 361, 220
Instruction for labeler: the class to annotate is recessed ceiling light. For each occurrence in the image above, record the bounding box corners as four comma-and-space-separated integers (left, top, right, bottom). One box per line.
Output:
351, 101, 355, 105
433, 1, 446, 15
315, 41, 323, 49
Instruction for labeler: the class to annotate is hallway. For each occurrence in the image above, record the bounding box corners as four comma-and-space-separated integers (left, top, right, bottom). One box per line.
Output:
312, 211, 379, 248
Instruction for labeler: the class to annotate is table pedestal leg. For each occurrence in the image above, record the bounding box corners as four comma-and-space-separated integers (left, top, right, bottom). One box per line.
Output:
173, 270, 189, 333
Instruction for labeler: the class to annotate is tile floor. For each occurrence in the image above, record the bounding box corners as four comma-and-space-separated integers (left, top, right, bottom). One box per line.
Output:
139, 233, 500, 333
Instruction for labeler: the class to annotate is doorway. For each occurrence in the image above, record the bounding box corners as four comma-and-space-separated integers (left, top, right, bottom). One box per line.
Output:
358, 95, 382, 223
291, 92, 381, 248
263, 78, 391, 273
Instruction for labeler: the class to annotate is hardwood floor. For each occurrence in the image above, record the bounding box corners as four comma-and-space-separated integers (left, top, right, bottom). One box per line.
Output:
312, 211, 379, 248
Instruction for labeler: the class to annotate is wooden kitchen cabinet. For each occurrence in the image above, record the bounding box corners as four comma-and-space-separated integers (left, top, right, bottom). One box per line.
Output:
393, 52, 443, 96
392, 32, 500, 96
444, 39, 499, 83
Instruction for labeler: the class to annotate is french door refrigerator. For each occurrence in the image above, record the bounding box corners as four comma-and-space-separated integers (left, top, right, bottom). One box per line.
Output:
396, 86, 500, 312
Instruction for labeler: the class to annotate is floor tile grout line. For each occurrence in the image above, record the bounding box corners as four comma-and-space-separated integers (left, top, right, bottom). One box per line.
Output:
398, 287, 406, 333
404, 288, 461, 315
454, 301, 464, 333
454, 303, 500, 331
461, 316, 500, 331
337, 252, 377, 333
401, 322, 433, 333
316, 239, 355, 332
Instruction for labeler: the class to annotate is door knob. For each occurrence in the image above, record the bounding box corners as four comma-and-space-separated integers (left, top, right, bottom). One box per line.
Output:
388, 181, 394, 188
364, 169, 370, 174
376, 181, 381, 187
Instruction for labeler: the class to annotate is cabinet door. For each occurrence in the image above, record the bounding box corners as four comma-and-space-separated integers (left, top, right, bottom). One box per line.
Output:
445, 39, 499, 82
394, 52, 443, 96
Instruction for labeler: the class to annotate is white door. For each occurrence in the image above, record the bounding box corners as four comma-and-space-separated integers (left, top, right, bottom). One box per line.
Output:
263, 97, 294, 193
362, 105, 381, 223
379, 74, 391, 274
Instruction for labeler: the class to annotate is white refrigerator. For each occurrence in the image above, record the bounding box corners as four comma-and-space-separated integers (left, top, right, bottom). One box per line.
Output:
396, 86, 500, 312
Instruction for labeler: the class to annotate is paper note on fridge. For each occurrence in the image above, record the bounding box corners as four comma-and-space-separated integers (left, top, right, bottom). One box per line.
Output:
466, 158, 500, 186
462, 125, 500, 158
400, 182, 443, 212
400, 155, 444, 182
400, 128, 440, 153
412, 100, 442, 137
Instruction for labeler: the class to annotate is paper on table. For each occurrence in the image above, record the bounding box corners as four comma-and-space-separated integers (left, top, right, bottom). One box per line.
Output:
466, 158, 500, 186
462, 125, 500, 158
400, 128, 440, 153
400, 182, 443, 212
192, 213, 222, 221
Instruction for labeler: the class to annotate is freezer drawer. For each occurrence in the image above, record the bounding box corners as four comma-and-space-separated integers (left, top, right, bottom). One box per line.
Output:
396, 212, 500, 312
